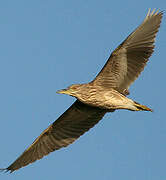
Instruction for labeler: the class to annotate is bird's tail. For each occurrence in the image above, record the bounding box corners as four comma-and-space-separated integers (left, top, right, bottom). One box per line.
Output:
134, 101, 153, 112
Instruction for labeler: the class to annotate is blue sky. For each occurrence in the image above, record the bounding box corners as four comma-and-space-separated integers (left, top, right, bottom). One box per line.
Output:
0, 1, 166, 180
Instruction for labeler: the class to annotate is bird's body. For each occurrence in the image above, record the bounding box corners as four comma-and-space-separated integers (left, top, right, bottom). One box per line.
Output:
1, 9, 162, 173
58, 83, 152, 111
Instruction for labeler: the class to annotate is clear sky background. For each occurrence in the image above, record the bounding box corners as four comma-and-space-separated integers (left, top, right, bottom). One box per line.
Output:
0, 1, 165, 180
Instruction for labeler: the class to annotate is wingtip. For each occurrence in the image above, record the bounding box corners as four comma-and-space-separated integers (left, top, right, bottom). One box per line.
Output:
146, 8, 163, 18
143, 8, 163, 26
0, 166, 15, 174
0, 167, 14, 174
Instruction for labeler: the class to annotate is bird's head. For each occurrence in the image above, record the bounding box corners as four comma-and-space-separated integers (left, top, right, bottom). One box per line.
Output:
57, 84, 83, 97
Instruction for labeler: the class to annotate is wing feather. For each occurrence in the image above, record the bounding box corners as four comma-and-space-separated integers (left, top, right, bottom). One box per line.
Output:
3, 100, 107, 173
93, 9, 163, 95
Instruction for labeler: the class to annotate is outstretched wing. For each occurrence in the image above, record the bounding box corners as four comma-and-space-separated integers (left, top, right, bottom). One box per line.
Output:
93, 9, 163, 95
2, 101, 108, 173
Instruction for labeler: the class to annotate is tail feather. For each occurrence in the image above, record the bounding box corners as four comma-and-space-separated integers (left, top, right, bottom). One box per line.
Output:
134, 101, 153, 112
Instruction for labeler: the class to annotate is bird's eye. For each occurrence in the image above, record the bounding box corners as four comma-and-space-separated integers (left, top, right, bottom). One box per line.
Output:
69, 85, 79, 90
71, 85, 77, 89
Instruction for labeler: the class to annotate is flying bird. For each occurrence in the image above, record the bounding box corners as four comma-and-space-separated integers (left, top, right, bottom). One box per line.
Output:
1, 9, 163, 173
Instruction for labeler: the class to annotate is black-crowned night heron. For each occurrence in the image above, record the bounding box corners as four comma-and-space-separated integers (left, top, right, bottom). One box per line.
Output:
1, 9, 162, 173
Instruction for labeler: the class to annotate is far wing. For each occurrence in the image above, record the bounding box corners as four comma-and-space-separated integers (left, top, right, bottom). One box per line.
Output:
3, 100, 108, 173
93, 9, 163, 95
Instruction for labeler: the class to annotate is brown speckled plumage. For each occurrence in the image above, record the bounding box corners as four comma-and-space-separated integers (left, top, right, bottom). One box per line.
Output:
1, 9, 162, 173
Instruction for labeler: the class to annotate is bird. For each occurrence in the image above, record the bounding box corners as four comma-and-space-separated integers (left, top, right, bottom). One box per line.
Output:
1, 9, 162, 173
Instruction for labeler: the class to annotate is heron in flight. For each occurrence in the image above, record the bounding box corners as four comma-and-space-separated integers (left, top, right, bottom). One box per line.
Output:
1, 9, 163, 173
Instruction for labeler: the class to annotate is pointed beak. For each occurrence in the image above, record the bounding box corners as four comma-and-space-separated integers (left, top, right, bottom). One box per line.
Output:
56, 89, 71, 95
